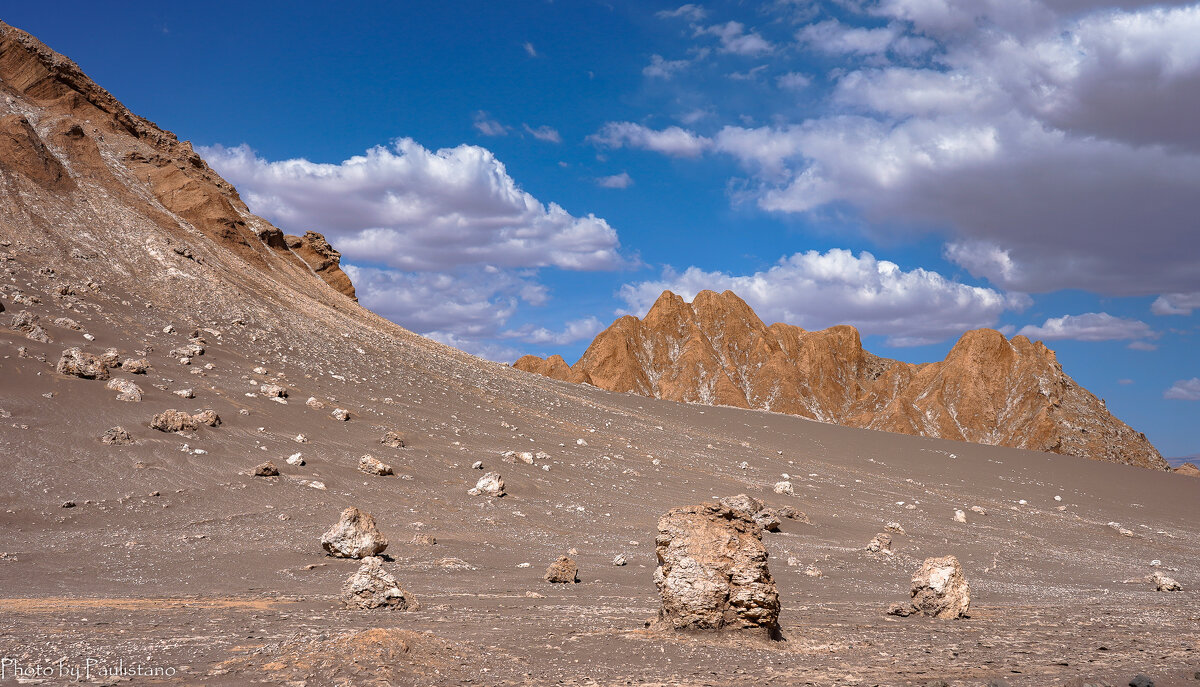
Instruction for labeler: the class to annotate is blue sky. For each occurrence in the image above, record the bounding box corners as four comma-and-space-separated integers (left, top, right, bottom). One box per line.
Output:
7, 1, 1198, 458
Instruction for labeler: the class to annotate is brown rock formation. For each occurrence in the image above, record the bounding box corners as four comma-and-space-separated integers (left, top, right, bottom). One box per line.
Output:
1174, 462, 1200, 477
515, 290, 1167, 470
285, 231, 357, 301
0, 20, 356, 299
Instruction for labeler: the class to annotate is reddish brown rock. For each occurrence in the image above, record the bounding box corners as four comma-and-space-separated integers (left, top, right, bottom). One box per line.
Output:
56, 347, 109, 380
516, 290, 1167, 470
907, 555, 971, 619
1173, 462, 1200, 477
544, 556, 579, 583
285, 231, 357, 301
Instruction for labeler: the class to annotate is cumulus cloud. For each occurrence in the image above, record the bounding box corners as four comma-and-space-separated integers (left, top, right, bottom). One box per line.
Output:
1164, 378, 1200, 401
1016, 312, 1155, 341
202, 141, 623, 272
523, 124, 562, 143
776, 71, 812, 90
699, 21, 774, 56
601, 3, 1200, 297
657, 4, 707, 22
619, 249, 1026, 346
502, 317, 606, 345
1152, 292, 1200, 316
588, 122, 712, 157
596, 172, 634, 188
644, 54, 691, 79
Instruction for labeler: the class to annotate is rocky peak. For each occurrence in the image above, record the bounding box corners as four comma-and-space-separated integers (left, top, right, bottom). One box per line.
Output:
515, 290, 1168, 470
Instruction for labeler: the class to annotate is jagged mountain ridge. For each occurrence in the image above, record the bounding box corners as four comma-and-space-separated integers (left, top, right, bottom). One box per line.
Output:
515, 290, 1167, 470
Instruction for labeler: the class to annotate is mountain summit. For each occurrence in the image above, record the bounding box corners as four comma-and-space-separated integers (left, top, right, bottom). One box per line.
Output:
515, 289, 1167, 470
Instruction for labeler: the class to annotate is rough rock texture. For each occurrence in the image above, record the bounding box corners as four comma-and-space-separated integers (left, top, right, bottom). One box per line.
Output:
99, 426, 133, 445
907, 555, 971, 619
341, 557, 416, 610
544, 556, 579, 583
652, 502, 780, 638
515, 290, 1167, 470
1152, 571, 1182, 592
468, 472, 505, 497
253, 461, 279, 477
867, 533, 893, 555
320, 507, 388, 559
105, 377, 143, 402
285, 231, 357, 301
122, 358, 149, 374
150, 409, 198, 433
380, 431, 405, 448
56, 347, 108, 379
1173, 462, 1200, 477
193, 409, 221, 427
358, 454, 394, 476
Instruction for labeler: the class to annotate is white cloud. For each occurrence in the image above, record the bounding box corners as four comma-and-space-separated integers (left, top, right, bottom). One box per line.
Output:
700, 21, 774, 56
644, 54, 691, 79
502, 317, 606, 345
619, 248, 1026, 346
776, 71, 812, 90
523, 41, 538, 57
588, 122, 712, 157
657, 4, 707, 22
1127, 340, 1158, 351
472, 111, 509, 137
1152, 292, 1200, 316
201, 141, 623, 272
1164, 378, 1200, 401
523, 124, 562, 143
1016, 312, 1155, 341
596, 172, 634, 188
797, 19, 905, 56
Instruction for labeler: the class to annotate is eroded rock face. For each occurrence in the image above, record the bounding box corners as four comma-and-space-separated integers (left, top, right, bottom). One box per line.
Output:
193, 409, 221, 427
908, 555, 970, 619
652, 502, 780, 638
358, 454, 394, 476
253, 461, 279, 477
380, 431, 405, 448
285, 231, 358, 301
544, 556, 579, 583
321, 507, 388, 559
1152, 571, 1182, 592
100, 426, 134, 445
56, 347, 108, 379
150, 409, 198, 433
105, 377, 143, 402
515, 290, 1167, 470
341, 557, 417, 610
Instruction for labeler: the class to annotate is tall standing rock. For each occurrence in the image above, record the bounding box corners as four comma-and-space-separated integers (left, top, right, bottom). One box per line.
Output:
320, 507, 388, 559
652, 502, 780, 638
341, 557, 417, 610
907, 555, 971, 619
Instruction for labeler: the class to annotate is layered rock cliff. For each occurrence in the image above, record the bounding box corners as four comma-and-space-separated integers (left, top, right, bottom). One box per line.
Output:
515, 290, 1167, 470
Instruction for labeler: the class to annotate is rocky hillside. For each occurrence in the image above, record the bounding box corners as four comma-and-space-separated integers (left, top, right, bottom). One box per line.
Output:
515, 290, 1167, 470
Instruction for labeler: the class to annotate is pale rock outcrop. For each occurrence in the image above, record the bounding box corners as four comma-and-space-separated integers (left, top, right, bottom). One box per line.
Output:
56, 347, 108, 379
105, 377, 142, 402
341, 557, 417, 610
468, 472, 505, 497
358, 454, 394, 476
1152, 571, 1182, 592
193, 409, 221, 427
905, 555, 971, 619
321, 507, 388, 559
652, 501, 780, 638
150, 409, 198, 433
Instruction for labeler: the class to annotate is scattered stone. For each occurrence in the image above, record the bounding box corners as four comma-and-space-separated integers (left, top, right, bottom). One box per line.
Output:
468, 472, 505, 497
381, 431, 405, 448
410, 534, 437, 546
953, 509, 967, 523
253, 366, 267, 375
970, 505, 987, 515
100, 426, 134, 445
193, 409, 221, 427
772, 480, 794, 496
777, 505, 808, 522
544, 555, 579, 583
56, 347, 109, 379
1129, 675, 1154, 687
867, 533, 893, 555
100, 347, 120, 367
753, 508, 782, 532
1151, 571, 1181, 592
294, 434, 308, 443
358, 454, 394, 476
151, 409, 198, 433
471, 460, 484, 469
306, 397, 325, 409
105, 378, 143, 402
904, 555, 971, 619
253, 461, 279, 477
885, 522, 906, 534
259, 383, 287, 398
61, 500, 76, 509
286, 453, 305, 466
321, 507, 389, 558
54, 316, 81, 330
613, 553, 627, 566
652, 501, 780, 638
173, 388, 195, 399
886, 602, 912, 617
11, 311, 51, 343
341, 556, 417, 610
122, 358, 150, 374
331, 408, 350, 421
